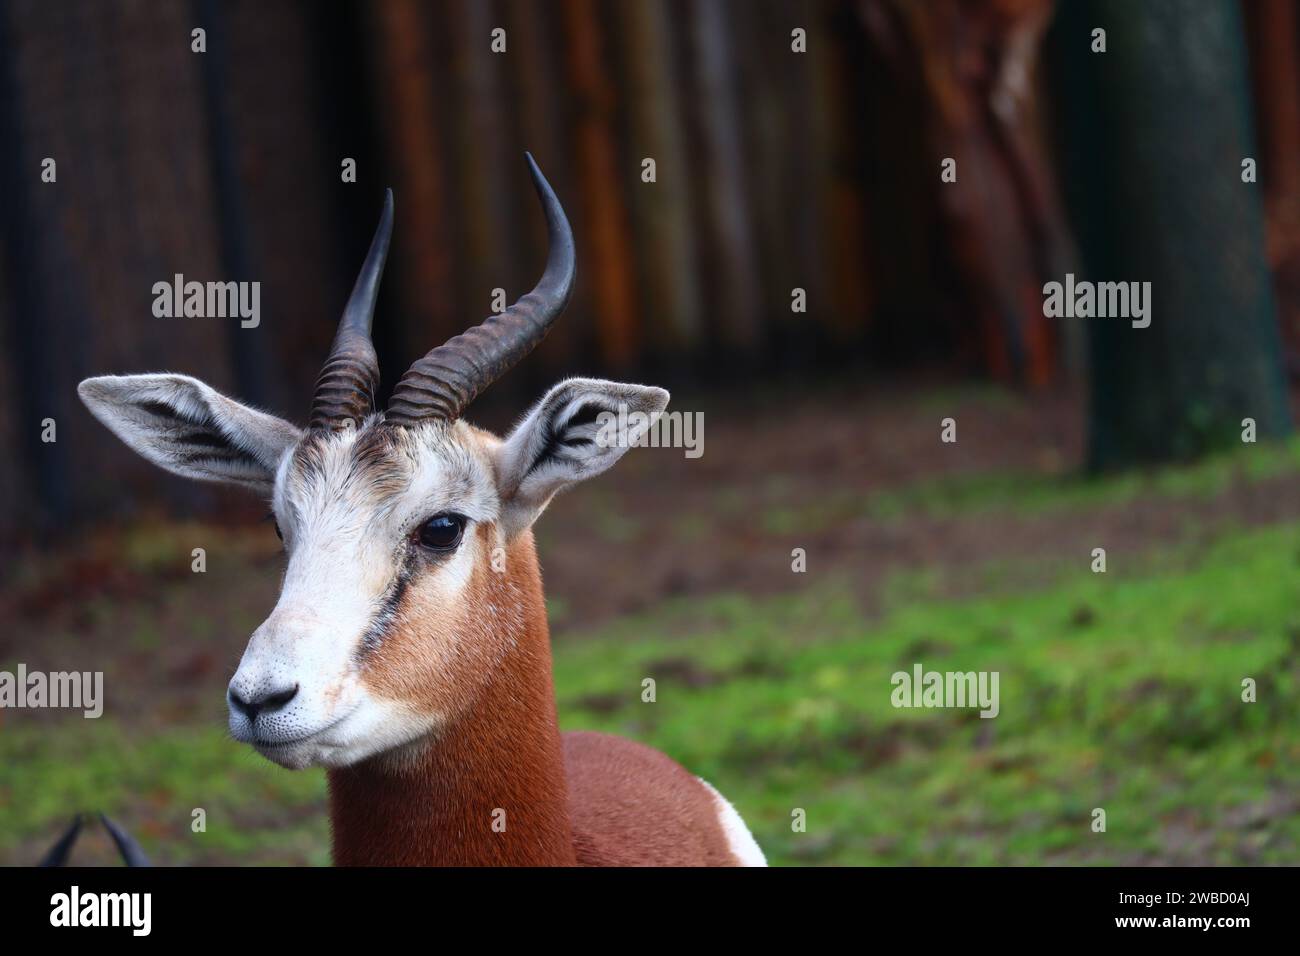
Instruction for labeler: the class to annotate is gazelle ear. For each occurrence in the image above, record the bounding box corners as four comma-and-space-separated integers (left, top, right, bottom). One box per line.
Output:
494, 377, 670, 539
78, 373, 302, 495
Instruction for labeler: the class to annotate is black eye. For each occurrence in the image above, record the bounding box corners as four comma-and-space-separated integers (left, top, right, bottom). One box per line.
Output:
273, 520, 283, 542
417, 514, 465, 552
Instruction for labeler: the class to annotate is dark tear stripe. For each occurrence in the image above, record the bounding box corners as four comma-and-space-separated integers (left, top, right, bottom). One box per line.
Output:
355, 557, 416, 661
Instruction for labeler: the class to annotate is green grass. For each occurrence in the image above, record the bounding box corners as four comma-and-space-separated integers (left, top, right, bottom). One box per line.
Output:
552, 523, 1300, 865
0, 722, 330, 865
761, 436, 1300, 535
3, 521, 1297, 865
877, 435, 1300, 518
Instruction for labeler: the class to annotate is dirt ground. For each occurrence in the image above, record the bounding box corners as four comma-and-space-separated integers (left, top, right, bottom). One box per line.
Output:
536, 378, 1300, 628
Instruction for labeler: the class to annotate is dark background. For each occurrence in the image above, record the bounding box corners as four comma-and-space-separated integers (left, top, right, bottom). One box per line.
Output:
2, 0, 1295, 537
1, 0, 1299, 866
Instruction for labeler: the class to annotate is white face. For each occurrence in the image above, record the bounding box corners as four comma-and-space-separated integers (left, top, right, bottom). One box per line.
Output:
78, 372, 670, 770
226, 420, 499, 769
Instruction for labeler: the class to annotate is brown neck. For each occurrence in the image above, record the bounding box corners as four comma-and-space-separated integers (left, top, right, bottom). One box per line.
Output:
327, 536, 576, 866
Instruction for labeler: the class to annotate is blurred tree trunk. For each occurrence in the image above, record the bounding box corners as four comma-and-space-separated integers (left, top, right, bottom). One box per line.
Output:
195, 0, 269, 409
507, 0, 585, 376
561, 0, 640, 370
612, 0, 704, 359
683, 0, 762, 356
1, 0, 230, 526
861, 0, 1067, 385
0, 5, 60, 537
363, 0, 457, 373
0, 254, 26, 545
1051, 0, 1291, 469
816, 0, 878, 351
221, 0, 350, 415
733, 0, 835, 368
1242, 0, 1300, 374
449, 0, 527, 343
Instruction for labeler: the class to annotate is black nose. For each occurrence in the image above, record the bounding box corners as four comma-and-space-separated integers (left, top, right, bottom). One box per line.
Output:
228, 684, 299, 721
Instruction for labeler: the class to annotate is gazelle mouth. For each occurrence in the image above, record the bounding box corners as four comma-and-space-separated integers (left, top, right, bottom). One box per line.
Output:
252, 735, 315, 749
246, 705, 361, 752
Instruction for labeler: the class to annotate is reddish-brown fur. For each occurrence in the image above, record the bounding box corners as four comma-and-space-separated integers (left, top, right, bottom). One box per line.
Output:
328, 527, 738, 866
565, 732, 740, 866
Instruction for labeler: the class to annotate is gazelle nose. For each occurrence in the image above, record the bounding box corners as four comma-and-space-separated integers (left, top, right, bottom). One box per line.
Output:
228, 683, 299, 721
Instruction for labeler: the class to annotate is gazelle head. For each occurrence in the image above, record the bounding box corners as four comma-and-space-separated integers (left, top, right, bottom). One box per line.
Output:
79, 156, 668, 770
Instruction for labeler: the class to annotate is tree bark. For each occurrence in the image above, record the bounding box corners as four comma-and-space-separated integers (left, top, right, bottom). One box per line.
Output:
1050, 0, 1291, 469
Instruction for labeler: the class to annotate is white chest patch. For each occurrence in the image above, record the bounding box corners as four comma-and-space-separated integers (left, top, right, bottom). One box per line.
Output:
697, 778, 767, 867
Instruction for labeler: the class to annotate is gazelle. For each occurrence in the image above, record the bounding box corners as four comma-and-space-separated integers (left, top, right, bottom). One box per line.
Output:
78, 155, 765, 867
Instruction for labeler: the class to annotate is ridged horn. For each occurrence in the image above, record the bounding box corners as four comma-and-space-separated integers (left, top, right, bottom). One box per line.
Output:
385, 153, 575, 427
309, 189, 393, 430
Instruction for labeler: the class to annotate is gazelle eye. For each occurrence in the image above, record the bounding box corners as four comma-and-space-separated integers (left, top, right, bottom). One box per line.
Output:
417, 514, 465, 552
